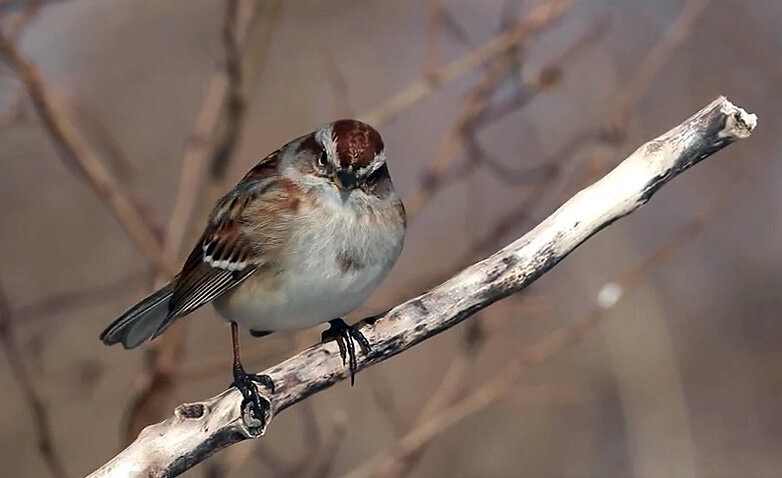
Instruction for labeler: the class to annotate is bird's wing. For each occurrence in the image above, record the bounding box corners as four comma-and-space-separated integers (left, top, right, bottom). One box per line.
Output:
167, 151, 299, 320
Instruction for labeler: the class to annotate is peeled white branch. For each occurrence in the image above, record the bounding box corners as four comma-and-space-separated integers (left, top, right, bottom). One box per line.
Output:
89, 97, 756, 477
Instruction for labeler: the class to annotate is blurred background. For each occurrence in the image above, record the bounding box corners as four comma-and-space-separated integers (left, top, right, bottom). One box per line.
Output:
0, 0, 780, 476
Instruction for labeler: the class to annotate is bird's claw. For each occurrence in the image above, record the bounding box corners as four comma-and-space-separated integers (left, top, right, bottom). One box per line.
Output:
321, 318, 371, 386
232, 364, 274, 432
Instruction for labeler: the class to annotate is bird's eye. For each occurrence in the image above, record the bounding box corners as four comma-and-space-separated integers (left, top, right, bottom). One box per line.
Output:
318, 150, 328, 168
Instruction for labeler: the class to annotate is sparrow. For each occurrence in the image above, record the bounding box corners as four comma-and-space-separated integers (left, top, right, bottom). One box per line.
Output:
100, 119, 406, 423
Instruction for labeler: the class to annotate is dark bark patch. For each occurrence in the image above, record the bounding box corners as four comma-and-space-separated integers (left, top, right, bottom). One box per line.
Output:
410, 298, 429, 315
484, 254, 519, 283
168, 428, 246, 476
176, 403, 205, 420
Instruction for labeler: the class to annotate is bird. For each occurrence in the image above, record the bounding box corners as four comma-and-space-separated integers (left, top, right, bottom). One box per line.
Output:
100, 119, 406, 423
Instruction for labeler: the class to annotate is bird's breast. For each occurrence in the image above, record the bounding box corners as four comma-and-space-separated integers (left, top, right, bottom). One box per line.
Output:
217, 194, 404, 331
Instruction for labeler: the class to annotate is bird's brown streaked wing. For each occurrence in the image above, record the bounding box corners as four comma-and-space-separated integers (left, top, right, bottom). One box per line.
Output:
166, 247, 256, 321
167, 152, 298, 321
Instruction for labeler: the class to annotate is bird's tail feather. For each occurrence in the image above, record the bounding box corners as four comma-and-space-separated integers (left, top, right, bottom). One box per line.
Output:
100, 283, 174, 349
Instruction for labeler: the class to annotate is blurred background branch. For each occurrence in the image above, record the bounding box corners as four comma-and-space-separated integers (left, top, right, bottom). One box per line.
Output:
0, 27, 175, 275
0, 281, 69, 478
122, 0, 283, 445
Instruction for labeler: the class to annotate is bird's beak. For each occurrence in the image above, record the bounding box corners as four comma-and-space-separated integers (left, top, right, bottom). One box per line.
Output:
335, 169, 357, 189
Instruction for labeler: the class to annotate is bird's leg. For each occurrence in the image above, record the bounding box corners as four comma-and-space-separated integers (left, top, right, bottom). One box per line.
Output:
230, 322, 274, 427
321, 318, 371, 386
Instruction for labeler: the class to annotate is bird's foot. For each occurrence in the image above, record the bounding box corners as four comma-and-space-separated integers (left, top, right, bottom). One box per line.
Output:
232, 364, 274, 432
321, 318, 371, 386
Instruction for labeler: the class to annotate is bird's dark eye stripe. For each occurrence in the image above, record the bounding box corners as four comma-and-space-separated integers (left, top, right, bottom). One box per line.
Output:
365, 163, 389, 184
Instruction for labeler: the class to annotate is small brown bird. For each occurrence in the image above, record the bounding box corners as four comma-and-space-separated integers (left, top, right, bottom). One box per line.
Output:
100, 119, 406, 422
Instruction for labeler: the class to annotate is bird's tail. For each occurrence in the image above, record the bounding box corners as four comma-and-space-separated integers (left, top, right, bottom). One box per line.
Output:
100, 283, 174, 349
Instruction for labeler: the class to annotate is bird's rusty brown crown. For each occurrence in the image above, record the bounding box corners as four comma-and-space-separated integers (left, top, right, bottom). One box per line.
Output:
331, 119, 384, 170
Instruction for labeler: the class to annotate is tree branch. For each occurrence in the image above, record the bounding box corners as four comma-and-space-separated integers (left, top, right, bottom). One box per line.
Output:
358, 0, 578, 126
0, 281, 69, 478
88, 97, 756, 477
121, 0, 283, 443
0, 29, 177, 276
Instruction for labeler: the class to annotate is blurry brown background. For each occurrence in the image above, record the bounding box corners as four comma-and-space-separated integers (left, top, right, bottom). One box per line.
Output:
0, 0, 780, 476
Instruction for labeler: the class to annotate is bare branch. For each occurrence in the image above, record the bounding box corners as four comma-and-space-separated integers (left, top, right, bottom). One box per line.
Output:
88, 97, 756, 477
343, 141, 757, 478
1, 0, 41, 37
0, 282, 69, 478
573, 0, 711, 190
65, 98, 137, 181
12, 271, 148, 326
366, 371, 409, 437
422, 0, 443, 78
163, 0, 263, 261
476, 14, 611, 126
611, 0, 711, 130
463, 0, 706, 258
0, 30, 177, 275
405, 11, 604, 219
308, 413, 348, 478
209, 0, 244, 181
358, 0, 579, 127
373, 318, 489, 477
122, 0, 283, 443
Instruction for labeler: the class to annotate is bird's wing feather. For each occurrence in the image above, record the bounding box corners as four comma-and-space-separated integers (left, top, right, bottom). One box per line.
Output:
167, 151, 299, 319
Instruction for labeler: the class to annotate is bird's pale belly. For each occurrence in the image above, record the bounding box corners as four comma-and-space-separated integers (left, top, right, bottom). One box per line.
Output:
214, 247, 396, 332
214, 185, 405, 333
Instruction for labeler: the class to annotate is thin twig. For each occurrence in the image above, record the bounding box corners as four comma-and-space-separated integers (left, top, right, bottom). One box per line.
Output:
0, 30, 176, 275
13, 271, 148, 326
366, 371, 409, 437
163, 0, 280, 259
376, 318, 490, 478
2, 0, 41, 38
465, 135, 555, 185
0, 281, 69, 478
162, 0, 247, 262
66, 97, 136, 181
358, 0, 579, 127
459, 131, 597, 260
468, 0, 707, 257
612, 0, 711, 130
422, 0, 443, 79
475, 14, 611, 126
574, 0, 711, 190
122, 0, 283, 444
405, 54, 519, 219
308, 413, 349, 478
210, 0, 245, 181
0, 85, 28, 127
405, 10, 604, 220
